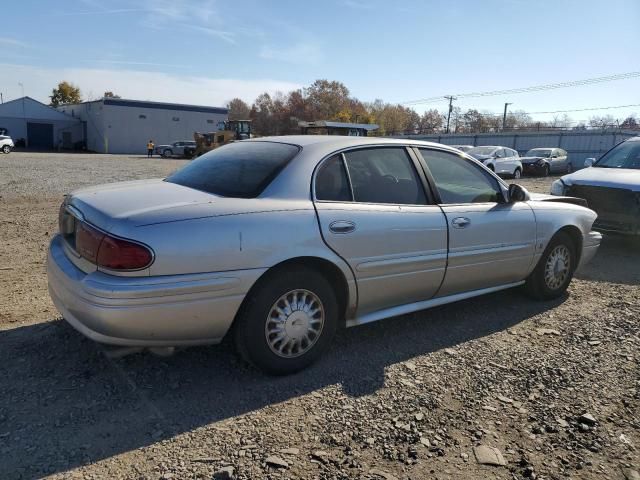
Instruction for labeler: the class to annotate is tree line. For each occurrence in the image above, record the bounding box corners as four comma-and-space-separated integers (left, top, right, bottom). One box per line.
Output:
46, 80, 638, 134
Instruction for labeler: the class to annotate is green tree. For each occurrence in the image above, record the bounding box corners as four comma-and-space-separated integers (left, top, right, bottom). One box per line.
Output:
49, 81, 82, 107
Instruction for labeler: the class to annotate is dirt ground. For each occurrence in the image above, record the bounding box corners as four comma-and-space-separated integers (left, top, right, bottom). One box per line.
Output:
0, 152, 638, 480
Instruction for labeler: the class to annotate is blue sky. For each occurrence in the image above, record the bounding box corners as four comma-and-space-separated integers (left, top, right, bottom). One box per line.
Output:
1, 0, 639, 123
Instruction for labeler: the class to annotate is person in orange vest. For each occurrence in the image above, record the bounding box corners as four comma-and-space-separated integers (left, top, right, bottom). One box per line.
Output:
147, 140, 155, 157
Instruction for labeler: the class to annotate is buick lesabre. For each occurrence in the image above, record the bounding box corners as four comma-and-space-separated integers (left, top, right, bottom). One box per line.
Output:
48, 137, 601, 374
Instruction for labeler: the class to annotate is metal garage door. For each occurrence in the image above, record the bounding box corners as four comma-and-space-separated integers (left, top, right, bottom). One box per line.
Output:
27, 122, 53, 149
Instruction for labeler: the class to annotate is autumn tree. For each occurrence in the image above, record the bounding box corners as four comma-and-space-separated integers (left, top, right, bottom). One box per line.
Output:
304, 79, 351, 120
49, 81, 82, 107
620, 115, 639, 129
419, 109, 444, 133
103, 91, 121, 98
227, 98, 251, 120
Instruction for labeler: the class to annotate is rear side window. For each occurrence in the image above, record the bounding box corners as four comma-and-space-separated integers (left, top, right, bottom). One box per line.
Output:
166, 141, 299, 198
343, 147, 427, 205
315, 155, 352, 201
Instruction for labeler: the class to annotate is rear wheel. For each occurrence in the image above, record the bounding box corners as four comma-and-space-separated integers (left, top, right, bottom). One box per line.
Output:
2, 145, 11, 154
233, 266, 338, 375
524, 231, 576, 300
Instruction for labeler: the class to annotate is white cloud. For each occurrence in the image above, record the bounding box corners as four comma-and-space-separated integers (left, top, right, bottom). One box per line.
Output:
259, 43, 324, 66
1, 63, 301, 106
0, 37, 28, 48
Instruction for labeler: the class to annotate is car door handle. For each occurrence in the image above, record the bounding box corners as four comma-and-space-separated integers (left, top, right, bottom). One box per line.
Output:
452, 217, 471, 228
329, 220, 356, 234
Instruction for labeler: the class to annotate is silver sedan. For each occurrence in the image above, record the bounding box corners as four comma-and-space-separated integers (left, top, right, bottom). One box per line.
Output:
48, 136, 602, 374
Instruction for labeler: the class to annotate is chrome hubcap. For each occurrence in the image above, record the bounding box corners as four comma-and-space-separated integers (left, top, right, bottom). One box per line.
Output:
514, 170, 521, 178
544, 245, 571, 290
265, 289, 324, 358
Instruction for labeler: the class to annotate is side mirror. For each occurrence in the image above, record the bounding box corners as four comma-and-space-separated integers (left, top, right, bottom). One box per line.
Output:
508, 183, 530, 203
584, 158, 595, 168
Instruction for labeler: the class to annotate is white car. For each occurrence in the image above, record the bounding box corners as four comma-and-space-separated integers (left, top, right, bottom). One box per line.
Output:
467, 146, 522, 178
550, 136, 640, 235
0, 132, 14, 153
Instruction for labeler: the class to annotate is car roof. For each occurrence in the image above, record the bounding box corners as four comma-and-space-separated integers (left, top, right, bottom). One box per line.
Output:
245, 135, 454, 150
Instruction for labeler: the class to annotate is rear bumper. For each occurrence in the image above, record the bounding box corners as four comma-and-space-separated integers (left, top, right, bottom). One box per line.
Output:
47, 235, 264, 347
577, 230, 602, 270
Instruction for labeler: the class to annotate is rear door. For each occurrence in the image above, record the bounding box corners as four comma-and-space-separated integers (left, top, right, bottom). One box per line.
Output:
314, 147, 448, 316
550, 149, 568, 172
416, 148, 536, 296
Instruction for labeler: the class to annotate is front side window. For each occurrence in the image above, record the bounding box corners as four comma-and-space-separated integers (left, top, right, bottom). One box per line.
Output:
315, 155, 352, 201
343, 147, 427, 205
166, 141, 299, 198
419, 149, 501, 204
595, 140, 640, 169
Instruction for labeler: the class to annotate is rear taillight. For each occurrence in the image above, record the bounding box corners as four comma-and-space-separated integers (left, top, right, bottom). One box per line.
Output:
75, 222, 104, 264
97, 235, 153, 270
75, 221, 153, 270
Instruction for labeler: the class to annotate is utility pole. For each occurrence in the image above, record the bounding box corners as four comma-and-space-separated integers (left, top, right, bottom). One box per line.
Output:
445, 95, 456, 134
502, 102, 512, 131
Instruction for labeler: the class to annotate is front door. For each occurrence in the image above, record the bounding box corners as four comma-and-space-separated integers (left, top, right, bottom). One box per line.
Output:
417, 148, 536, 296
314, 147, 448, 316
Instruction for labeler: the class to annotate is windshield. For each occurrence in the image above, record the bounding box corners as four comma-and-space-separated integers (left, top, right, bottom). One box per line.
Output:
594, 141, 640, 169
166, 141, 300, 197
468, 146, 496, 156
525, 149, 552, 157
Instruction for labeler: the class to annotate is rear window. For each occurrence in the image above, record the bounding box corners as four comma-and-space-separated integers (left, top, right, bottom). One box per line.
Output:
166, 141, 300, 198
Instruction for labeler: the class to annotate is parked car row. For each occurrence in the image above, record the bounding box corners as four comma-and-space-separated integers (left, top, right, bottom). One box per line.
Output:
449, 144, 572, 178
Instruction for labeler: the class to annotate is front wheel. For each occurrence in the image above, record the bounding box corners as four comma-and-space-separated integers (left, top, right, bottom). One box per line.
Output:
162, 149, 172, 158
524, 231, 576, 300
2, 145, 11, 154
542, 164, 550, 177
233, 266, 338, 375
513, 168, 521, 179
567, 163, 573, 173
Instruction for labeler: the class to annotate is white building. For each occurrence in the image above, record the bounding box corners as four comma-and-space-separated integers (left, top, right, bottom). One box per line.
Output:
0, 97, 83, 149
58, 98, 228, 154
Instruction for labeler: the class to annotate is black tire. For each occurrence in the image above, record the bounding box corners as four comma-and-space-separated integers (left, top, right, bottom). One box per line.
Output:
524, 231, 576, 300
162, 149, 172, 158
542, 164, 550, 177
513, 167, 522, 179
2, 145, 11, 154
233, 266, 338, 375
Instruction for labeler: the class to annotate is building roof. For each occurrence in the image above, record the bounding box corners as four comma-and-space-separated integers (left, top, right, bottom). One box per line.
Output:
0, 96, 80, 122
102, 98, 228, 115
298, 120, 379, 131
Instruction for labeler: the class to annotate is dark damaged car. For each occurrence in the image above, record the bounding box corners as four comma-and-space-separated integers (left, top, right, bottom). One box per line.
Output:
550, 136, 640, 235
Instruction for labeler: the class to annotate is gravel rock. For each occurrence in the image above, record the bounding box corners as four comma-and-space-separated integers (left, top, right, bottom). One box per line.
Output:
473, 445, 507, 466
265, 455, 289, 469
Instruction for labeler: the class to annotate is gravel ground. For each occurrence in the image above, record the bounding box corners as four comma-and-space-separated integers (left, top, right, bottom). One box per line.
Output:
0, 152, 638, 480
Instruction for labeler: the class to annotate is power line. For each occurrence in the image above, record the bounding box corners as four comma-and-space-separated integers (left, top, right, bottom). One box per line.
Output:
450, 103, 640, 119
402, 71, 640, 105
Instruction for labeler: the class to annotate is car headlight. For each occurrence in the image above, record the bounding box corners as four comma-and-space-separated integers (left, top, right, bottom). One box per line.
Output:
550, 179, 566, 196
